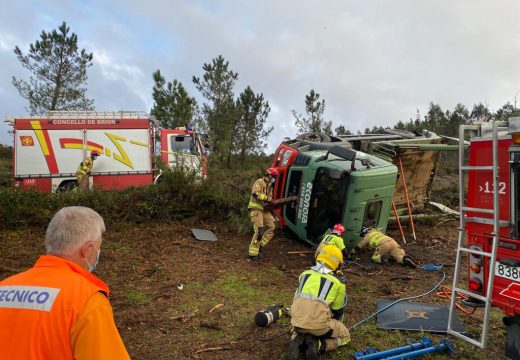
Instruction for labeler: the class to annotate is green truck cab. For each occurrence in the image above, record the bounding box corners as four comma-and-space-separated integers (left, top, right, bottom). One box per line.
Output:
272, 140, 397, 248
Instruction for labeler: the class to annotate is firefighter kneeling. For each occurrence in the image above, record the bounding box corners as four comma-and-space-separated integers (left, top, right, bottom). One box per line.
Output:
355, 227, 416, 268
287, 245, 350, 360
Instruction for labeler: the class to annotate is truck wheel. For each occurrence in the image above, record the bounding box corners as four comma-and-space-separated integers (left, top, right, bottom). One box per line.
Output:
296, 132, 331, 143
57, 180, 78, 192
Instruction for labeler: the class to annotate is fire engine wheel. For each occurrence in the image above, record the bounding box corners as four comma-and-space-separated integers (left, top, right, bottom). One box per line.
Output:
56, 180, 78, 192
295, 132, 331, 143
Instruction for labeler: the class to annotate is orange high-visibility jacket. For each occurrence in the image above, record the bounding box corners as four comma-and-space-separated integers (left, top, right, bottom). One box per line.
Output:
0, 255, 129, 359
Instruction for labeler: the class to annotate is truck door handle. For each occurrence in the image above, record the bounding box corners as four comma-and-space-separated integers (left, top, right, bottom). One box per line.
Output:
499, 259, 520, 267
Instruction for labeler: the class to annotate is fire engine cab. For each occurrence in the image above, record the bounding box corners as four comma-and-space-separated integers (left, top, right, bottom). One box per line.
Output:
8, 111, 207, 192
448, 116, 520, 359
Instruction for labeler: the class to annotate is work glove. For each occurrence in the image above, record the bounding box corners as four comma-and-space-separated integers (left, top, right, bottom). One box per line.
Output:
335, 270, 347, 284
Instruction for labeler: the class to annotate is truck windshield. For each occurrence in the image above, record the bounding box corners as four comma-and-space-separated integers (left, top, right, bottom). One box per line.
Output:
171, 135, 194, 154
306, 168, 349, 243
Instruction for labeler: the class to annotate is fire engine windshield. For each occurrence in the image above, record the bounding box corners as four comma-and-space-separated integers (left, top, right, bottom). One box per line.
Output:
306, 168, 349, 243
171, 135, 195, 154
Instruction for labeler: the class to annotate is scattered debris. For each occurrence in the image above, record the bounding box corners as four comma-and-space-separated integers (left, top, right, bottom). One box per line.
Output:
191, 228, 218, 241
177, 284, 184, 290
344, 269, 362, 277
428, 201, 459, 216
200, 321, 223, 330
193, 345, 232, 356
169, 310, 198, 322
209, 303, 224, 314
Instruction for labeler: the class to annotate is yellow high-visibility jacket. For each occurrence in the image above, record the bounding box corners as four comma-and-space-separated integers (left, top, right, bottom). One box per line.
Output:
248, 177, 273, 211
76, 157, 94, 176
290, 269, 347, 330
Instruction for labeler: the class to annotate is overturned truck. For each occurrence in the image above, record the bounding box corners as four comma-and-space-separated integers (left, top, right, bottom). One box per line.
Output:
270, 130, 458, 248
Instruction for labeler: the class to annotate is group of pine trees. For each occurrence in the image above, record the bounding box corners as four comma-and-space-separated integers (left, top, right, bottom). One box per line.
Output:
11, 21, 520, 163
152, 55, 272, 165
364, 102, 520, 137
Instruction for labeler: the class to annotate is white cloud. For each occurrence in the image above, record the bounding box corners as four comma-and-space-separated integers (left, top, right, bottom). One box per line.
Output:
0, 0, 519, 149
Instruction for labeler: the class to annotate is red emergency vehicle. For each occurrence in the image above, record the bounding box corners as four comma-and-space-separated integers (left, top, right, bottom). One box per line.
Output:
448, 116, 520, 359
10, 111, 207, 192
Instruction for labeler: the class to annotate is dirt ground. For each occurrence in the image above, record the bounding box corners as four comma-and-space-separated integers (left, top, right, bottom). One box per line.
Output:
0, 216, 508, 359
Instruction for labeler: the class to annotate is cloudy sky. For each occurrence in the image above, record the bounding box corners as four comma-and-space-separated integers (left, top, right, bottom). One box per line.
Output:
1, 0, 519, 151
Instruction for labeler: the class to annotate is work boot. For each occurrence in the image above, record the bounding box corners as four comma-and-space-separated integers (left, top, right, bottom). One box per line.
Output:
381, 255, 390, 264
304, 334, 322, 360
286, 333, 305, 360
248, 256, 261, 263
403, 256, 417, 269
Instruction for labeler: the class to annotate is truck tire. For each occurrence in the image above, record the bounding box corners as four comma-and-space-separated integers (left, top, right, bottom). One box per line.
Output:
296, 132, 331, 143
56, 180, 78, 192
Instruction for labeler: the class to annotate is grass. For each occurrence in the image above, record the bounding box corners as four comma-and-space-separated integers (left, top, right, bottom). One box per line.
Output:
125, 289, 153, 304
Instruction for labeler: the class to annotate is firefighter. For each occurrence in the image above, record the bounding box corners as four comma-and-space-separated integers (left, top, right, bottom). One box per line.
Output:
0, 206, 130, 359
248, 167, 278, 262
315, 223, 349, 260
76, 150, 99, 190
355, 227, 416, 268
287, 245, 350, 360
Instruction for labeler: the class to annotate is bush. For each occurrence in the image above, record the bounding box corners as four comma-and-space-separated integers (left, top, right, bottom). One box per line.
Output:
0, 156, 274, 232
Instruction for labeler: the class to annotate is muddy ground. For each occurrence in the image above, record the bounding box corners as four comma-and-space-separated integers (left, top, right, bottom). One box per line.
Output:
0, 216, 508, 359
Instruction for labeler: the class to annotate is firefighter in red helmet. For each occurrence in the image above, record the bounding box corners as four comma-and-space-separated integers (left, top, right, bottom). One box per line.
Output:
76, 150, 100, 190
315, 223, 349, 260
248, 167, 279, 262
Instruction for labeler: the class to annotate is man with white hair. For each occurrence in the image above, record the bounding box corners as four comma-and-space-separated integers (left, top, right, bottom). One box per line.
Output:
0, 206, 130, 359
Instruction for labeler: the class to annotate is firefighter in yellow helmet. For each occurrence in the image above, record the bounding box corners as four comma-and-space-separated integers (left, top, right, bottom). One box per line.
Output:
76, 151, 99, 190
247, 167, 279, 262
315, 223, 349, 260
287, 245, 350, 360
355, 227, 416, 268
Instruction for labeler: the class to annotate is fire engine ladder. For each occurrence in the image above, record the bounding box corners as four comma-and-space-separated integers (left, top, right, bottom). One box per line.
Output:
447, 121, 508, 348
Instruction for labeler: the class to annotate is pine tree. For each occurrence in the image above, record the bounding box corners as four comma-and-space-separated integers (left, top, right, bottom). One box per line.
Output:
470, 103, 492, 123
335, 125, 352, 135
193, 55, 238, 158
292, 89, 332, 134
234, 86, 272, 161
12, 22, 94, 115
151, 70, 197, 129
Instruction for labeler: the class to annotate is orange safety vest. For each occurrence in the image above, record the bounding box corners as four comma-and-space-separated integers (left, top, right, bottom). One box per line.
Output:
0, 255, 109, 359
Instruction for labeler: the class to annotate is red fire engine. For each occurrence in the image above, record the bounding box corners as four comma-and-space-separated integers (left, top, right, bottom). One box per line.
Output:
9, 111, 207, 192
448, 116, 520, 359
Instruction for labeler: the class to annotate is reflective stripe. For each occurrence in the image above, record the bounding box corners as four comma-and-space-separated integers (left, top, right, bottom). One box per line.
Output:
297, 273, 311, 294
323, 235, 333, 244
293, 292, 331, 306
318, 278, 333, 300
248, 200, 264, 210
369, 232, 386, 248
0, 285, 60, 312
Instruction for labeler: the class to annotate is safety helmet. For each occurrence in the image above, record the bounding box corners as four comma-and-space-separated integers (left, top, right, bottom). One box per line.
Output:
332, 223, 345, 236
91, 150, 100, 158
265, 167, 279, 176
316, 244, 343, 271
361, 226, 372, 237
